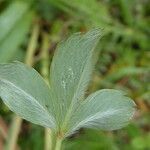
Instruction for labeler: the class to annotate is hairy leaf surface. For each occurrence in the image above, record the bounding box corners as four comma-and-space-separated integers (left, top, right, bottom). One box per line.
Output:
0, 29, 136, 138
66, 89, 135, 136
50, 29, 101, 126
0, 62, 55, 128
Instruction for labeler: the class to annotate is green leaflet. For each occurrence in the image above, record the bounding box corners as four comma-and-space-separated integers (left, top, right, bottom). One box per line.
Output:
0, 62, 55, 129
0, 29, 136, 138
66, 89, 136, 136
50, 29, 101, 127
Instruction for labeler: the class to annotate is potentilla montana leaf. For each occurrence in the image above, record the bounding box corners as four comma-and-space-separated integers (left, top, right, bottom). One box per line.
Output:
0, 29, 136, 139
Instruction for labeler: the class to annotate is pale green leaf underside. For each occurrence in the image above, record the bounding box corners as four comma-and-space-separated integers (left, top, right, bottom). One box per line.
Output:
0, 62, 55, 129
50, 29, 102, 126
66, 89, 136, 136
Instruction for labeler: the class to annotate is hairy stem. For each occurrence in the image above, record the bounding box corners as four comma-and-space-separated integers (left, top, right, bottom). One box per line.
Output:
4, 116, 21, 150
4, 23, 39, 150
45, 128, 52, 150
55, 137, 63, 150
25, 23, 40, 66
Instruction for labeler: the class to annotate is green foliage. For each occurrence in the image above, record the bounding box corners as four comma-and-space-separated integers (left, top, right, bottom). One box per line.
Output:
0, 0, 149, 149
64, 129, 118, 150
131, 134, 150, 149
68, 90, 135, 134
0, 29, 135, 140
0, 1, 33, 63
50, 29, 101, 129
0, 62, 55, 128
48, 0, 111, 22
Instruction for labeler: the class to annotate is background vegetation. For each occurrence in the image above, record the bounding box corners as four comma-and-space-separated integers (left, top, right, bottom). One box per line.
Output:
0, 0, 149, 149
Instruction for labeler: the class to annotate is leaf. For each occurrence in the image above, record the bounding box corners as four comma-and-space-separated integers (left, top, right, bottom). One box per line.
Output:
0, 62, 55, 128
48, 0, 111, 25
50, 29, 102, 127
0, 1, 33, 63
67, 89, 135, 136
0, 1, 30, 42
0, 12, 33, 63
0, 29, 136, 140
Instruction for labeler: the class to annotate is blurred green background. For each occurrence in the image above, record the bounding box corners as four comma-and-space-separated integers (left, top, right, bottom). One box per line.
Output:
0, 0, 149, 150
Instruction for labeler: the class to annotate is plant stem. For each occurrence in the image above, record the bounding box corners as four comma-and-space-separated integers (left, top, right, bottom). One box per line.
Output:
0, 116, 8, 139
55, 137, 63, 150
25, 23, 40, 66
45, 128, 52, 150
4, 116, 21, 150
4, 23, 39, 150
41, 33, 50, 83
40, 33, 52, 150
